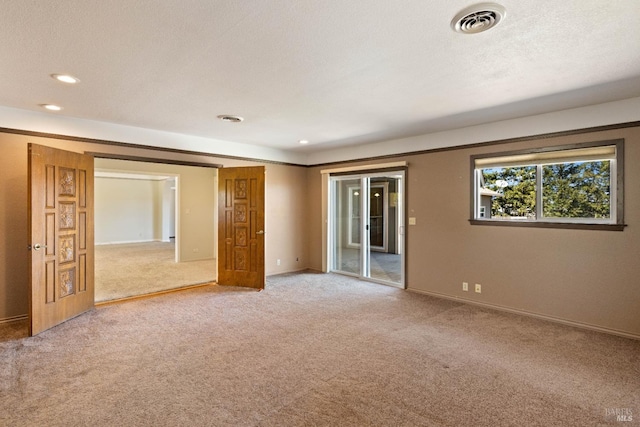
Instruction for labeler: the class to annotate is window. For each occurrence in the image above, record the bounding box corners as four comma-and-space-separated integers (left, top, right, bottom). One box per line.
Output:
470, 140, 624, 230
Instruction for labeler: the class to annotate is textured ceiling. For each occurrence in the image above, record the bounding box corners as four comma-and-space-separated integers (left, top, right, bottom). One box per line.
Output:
1, 1, 639, 154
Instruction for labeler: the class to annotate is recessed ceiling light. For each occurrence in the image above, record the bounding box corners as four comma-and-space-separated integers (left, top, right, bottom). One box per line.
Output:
451, 3, 506, 34
217, 115, 244, 123
51, 74, 80, 84
41, 104, 63, 111
298, 140, 309, 145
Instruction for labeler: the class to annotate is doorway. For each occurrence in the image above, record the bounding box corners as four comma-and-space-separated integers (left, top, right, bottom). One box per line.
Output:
27, 144, 267, 335
93, 158, 218, 302
330, 170, 405, 287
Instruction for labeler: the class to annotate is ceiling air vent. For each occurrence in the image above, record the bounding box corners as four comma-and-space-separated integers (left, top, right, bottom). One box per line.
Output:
217, 115, 244, 123
451, 3, 506, 34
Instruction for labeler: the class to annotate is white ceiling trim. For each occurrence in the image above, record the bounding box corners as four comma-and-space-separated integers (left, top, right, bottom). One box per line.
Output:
305, 97, 640, 165
1, 97, 639, 167
0, 105, 306, 165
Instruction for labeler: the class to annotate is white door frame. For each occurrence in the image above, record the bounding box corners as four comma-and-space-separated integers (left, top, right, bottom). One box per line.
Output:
321, 162, 407, 288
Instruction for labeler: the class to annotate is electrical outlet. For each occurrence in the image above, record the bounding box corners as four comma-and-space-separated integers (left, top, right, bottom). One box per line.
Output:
462, 282, 468, 291
277, 259, 281, 266
475, 283, 481, 293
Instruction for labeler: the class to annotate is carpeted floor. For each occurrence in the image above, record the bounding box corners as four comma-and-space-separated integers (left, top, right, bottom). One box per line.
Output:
95, 241, 216, 302
1, 272, 638, 426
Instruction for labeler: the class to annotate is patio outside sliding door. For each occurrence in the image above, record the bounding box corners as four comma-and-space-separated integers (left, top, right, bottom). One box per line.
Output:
330, 171, 404, 288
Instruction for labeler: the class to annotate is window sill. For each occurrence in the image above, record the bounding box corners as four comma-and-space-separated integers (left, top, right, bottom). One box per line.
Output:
469, 219, 626, 231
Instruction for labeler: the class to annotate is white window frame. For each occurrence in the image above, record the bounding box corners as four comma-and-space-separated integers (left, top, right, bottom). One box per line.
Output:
470, 140, 625, 231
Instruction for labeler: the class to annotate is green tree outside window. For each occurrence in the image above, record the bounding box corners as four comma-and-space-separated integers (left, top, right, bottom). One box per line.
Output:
481, 161, 610, 220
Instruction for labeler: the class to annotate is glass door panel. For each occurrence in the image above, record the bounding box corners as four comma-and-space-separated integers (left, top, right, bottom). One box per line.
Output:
367, 175, 402, 285
332, 178, 361, 276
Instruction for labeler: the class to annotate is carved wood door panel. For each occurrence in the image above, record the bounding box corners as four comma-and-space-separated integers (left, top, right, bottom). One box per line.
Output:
28, 144, 94, 336
217, 166, 265, 289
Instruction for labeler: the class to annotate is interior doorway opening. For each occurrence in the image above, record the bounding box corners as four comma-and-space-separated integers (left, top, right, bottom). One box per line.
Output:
330, 170, 405, 288
93, 158, 218, 302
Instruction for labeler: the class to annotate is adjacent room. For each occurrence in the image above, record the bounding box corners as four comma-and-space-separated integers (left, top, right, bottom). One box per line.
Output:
93, 158, 218, 302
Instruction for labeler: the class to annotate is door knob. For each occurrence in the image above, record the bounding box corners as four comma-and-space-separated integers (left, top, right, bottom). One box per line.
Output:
256, 230, 265, 235
32, 243, 47, 251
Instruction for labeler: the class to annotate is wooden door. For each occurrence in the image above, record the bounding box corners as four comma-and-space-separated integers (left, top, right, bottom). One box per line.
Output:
218, 166, 265, 289
28, 144, 94, 336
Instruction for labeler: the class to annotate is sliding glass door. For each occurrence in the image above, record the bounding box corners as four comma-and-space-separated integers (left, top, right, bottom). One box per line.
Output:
331, 171, 405, 288
333, 178, 362, 276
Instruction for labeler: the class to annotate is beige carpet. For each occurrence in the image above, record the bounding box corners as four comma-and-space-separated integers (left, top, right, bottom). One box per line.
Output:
95, 241, 216, 302
1, 272, 638, 426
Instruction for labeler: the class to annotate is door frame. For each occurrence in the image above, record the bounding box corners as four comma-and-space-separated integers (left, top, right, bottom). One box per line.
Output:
88, 153, 223, 299
321, 162, 408, 288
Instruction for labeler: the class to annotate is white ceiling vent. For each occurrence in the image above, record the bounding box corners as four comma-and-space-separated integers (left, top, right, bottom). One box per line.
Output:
217, 115, 244, 123
451, 3, 506, 34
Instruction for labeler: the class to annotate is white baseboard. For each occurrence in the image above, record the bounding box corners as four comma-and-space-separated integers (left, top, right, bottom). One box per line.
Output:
408, 288, 640, 341
266, 268, 311, 277
96, 239, 162, 246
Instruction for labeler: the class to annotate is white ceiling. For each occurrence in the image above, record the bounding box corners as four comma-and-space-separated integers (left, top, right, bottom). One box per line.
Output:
1, 1, 640, 163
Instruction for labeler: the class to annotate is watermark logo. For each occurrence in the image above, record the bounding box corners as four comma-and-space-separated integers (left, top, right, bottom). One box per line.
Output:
605, 408, 634, 423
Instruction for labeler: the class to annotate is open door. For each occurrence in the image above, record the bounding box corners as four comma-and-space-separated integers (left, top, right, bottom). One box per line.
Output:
217, 166, 265, 289
28, 144, 94, 336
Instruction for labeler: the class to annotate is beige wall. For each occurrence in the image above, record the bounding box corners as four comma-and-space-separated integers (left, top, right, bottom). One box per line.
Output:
95, 158, 217, 262
308, 126, 640, 337
0, 132, 308, 321
3, 124, 637, 337
0, 137, 29, 320
95, 177, 162, 244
